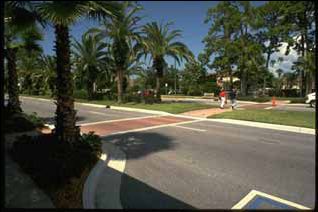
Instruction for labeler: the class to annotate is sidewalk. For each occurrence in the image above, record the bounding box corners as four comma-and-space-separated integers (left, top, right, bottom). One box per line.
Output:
181, 107, 232, 118
5, 132, 55, 208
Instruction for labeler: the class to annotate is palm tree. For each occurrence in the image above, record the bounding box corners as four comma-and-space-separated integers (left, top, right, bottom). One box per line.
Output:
136, 21, 194, 101
4, 1, 40, 113
35, 1, 121, 143
72, 32, 109, 100
88, 1, 142, 103
40, 55, 57, 96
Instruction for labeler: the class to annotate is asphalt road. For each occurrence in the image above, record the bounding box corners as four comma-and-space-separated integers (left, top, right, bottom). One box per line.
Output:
20, 97, 151, 125
19, 97, 315, 209
105, 121, 315, 209
272, 104, 315, 112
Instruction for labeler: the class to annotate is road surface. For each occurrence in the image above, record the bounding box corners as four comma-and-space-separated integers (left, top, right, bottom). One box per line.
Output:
20, 97, 315, 209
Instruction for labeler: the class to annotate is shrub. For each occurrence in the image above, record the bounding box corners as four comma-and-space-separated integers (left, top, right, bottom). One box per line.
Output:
237, 96, 270, 103
4, 111, 44, 134
10, 132, 102, 208
290, 98, 306, 104
74, 89, 88, 100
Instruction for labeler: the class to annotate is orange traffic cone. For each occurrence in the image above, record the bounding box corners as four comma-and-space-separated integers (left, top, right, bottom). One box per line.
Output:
272, 96, 276, 106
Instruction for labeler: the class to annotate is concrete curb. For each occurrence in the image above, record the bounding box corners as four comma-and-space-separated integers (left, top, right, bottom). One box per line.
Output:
167, 114, 315, 135
83, 142, 126, 209
205, 118, 315, 135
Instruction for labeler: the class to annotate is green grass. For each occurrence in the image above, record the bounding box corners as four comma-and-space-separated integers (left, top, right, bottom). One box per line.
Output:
209, 109, 315, 129
21, 94, 215, 114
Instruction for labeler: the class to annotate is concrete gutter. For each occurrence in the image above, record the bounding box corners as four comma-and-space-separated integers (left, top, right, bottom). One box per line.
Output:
83, 142, 126, 209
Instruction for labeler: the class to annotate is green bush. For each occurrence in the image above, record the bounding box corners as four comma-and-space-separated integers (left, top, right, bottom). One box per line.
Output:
4, 110, 44, 134
74, 89, 88, 100
10, 132, 102, 207
290, 98, 306, 104
237, 96, 270, 102
79, 132, 102, 156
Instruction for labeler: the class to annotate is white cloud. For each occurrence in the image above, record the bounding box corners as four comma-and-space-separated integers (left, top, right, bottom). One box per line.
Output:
267, 42, 300, 76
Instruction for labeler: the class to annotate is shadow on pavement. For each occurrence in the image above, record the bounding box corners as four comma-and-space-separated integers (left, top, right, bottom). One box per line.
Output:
39, 116, 87, 124
102, 132, 177, 160
119, 170, 195, 209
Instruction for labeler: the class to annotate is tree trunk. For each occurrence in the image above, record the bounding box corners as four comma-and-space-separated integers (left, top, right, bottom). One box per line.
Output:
87, 66, 94, 100
153, 57, 164, 102
299, 35, 305, 97
54, 24, 79, 143
6, 47, 22, 113
240, 69, 247, 96
263, 52, 271, 95
306, 72, 312, 94
155, 75, 161, 102
117, 69, 123, 103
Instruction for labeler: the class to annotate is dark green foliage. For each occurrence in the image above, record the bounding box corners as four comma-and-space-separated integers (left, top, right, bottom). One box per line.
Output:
236, 96, 271, 103
73, 89, 88, 100
4, 109, 44, 133
10, 132, 102, 196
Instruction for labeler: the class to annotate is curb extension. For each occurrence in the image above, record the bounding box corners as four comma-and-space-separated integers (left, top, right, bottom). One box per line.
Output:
82, 142, 126, 209
22, 96, 315, 135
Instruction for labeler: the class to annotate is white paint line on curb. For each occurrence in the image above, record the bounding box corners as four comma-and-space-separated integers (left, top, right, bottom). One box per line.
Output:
79, 115, 163, 127
232, 189, 310, 209
208, 119, 315, 135
173, 125, 207, 132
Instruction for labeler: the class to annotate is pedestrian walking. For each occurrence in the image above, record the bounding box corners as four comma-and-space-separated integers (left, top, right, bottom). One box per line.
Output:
219, 88, 226, 109
229, 88, 237, 109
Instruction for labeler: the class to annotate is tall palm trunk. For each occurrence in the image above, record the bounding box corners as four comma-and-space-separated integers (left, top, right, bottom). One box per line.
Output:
117, 69, 123, 103
6, 47, 22, 113
153, 57, 164, 102
54, 24, 79, 143
87, 66, 95, 100
155, 74, 161, 101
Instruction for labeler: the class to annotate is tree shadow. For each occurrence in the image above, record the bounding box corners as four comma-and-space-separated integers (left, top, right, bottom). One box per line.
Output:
39, 116, 87, 124
101, 132, 177, 160
120, 171, 196, 209
95, 160, 195, 209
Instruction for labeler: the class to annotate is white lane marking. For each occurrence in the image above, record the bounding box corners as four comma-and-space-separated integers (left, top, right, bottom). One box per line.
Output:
79, 115, 163, 126
100, 154, 107, 161
87, 111, 113, 116
173, 125, 207, 132
232, 189, 310, 209
107, 120, 203, 136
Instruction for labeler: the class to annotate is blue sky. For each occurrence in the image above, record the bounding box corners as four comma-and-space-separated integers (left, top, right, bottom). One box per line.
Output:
39, 1, 296, 72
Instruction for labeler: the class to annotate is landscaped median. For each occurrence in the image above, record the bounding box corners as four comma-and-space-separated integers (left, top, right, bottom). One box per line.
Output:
20, 95, 216, 114
208, 109, 315, 129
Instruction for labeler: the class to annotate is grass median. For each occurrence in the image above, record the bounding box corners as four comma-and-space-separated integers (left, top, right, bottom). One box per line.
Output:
208, 109, 315, 129
21, 94, 215, 114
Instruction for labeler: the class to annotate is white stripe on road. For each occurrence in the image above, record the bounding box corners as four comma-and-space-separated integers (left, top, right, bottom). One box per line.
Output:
173, 125, 207, 132
232, 189, 310, 209
79, 115, 163, 126
107, 120, 203, 136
